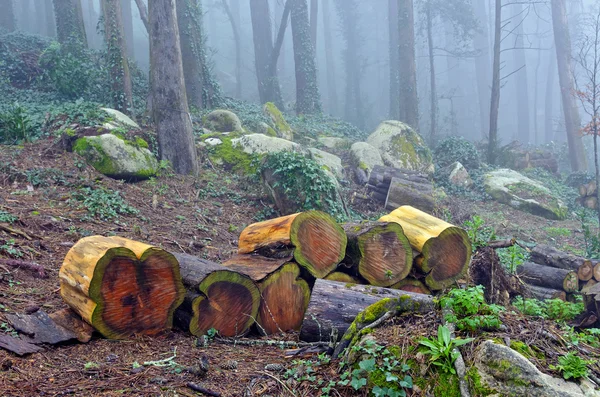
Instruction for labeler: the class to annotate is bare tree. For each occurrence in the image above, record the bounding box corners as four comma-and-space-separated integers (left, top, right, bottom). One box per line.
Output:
545, 46, 557, 143
150, 0, 199, 175
134, 0, 149, 31
488, 0, 501, 164
102, 0, 133, 113
398, 0, 419, 129
310, 0, 318, 51
0, 0, 16, 32
473, 0, 491, 139
121, 0, 135, 59
511, 2, 530, 144
322, 0, 338, 115
425, 3, 437, 143
53, 0, 88, 47
45, 0, 56, 36
290, 0, 321, 114
389, 0, 400, 120
552, 0, 587, 171
219, 0, 242, 98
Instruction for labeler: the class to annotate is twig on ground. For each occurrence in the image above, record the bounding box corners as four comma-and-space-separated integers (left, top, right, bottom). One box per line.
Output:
186, 382, 222, 397
0, 258, 48, 278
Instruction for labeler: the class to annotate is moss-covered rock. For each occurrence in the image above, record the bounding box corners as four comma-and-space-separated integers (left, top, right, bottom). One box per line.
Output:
203, 109, 243, 132
263, 102, 293, 140
350, 142, 385, 177
73, 134, 158, 180
366, 120, 433, 173
318, 136, 351, 149
308, 147, 344, 180
101, 108, 140, 130
231, 134, 307, 156
483, 169, 567, 220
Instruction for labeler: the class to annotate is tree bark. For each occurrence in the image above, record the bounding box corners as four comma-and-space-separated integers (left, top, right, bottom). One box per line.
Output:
517, 261, 579, 292
473, 0, 491, 139
309, 0, 317, 51
45, 0, 56, 37
0, 0, 16, 32
220, 0, 242, 99
530, 244, 591, 272
385, 176, 435, 213
230, 0, 242, 97
426, 5, 436, 143
102, 0, 133, 114
551, 0, 587, 171
134, 0, 148, 31
290, 0, 321, 114
53, 0, 88, 47
524, 284, 567, 301
398, 0, 419, 129
150, 0, 199, 175
121, 0, 134, 59
545, 46, 557, 143
512, 2, 531, 144
389, 0, 400, 120
322, 0, 338, 116
488, 0, 501, 164
250, 0, 284, 108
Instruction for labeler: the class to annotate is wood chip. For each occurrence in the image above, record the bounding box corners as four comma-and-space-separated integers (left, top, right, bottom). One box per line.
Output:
6, 310, 78, 345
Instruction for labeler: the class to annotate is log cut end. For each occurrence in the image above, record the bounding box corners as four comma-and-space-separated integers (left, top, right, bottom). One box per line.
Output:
291, 211, 347, 278
391, 278, 431, 295
257, 263, 311, 335
420, 227, 471, 290
190, 271, 260, 337
324, 272, 364, 284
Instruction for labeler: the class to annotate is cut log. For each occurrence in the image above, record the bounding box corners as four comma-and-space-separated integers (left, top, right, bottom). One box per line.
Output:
238, 211, 347, 279
59, 236, 186, 339
48, 308, 95, 343
594, 262, 600, 281
524, 284, 566, 301
324, 272, 364, 284
584, 196, 598, 210
341, 221, 412, 287
516, 261, 579, 293
222, 255, 310, 335
368, 165, 430, 187
379, 206, 471, 290
385, 177, 435, 213
391, 278, 431, 295
579, 261, 594, 282
582, 279, 598, 293
530, 244, 590, 272
174, 253, 260, 337
299, 279, 434, 342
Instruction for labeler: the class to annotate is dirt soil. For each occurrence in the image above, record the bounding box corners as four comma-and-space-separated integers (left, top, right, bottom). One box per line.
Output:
0, 139, 593, 396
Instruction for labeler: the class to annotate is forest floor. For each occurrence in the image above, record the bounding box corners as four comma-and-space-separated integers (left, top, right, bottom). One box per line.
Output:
0, 139, 594, 396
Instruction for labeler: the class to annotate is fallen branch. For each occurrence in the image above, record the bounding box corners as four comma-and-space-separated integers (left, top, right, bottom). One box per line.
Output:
215, 338, 327, 349
0, 224, 33, 240
487, 238, 516, 249
0, 258, 48, 278
186, 382, 222, 397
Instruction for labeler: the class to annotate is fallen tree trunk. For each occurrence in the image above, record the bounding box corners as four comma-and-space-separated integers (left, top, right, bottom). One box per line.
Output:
368, 165, 430, 187
174, 253, 260, 337
379, 206, 472, 290
59, 236, 185, 339
385, 177, 435, 213
516, 261, 579, 293
391, 278, 431, 295
238, 211, 347, 279
530, 244, 591, 272
222, 255, 310, 335
524, 284, 566, 301
341, 221, 412, 287
299, 279, 434, 342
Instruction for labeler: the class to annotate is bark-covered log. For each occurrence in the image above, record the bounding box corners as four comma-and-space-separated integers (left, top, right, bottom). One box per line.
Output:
385, 176, 435, 212
368, 165, 430, 187
391, 278, 431, 295
174, 253, 260, 337
59, 236, 185, 339
341, 221, 412, 287
238, 211, 347, 279
516, 261, 579, 292
299, 279, 434, 342
379, 206, 471, 290
530, 244, 590, 272
222, 255, 310, 335
524, 284, 566, 301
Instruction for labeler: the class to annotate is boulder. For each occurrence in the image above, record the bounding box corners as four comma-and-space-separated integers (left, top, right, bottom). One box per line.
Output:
73, 134, 158, 180
231, 134, 307, 156
101, 108, 140, 130
366, 121, 433, 173
318, 136, 351, 150
256, 122, 277, 137
484, 169, 567, 220
308, 148, 344, 180
474, 340, 589, 397
263, 102, 293, 140
203, 109, 243, 133
350, 142, 384, 177
204, 138, 222, 146
441, 162, 473, 188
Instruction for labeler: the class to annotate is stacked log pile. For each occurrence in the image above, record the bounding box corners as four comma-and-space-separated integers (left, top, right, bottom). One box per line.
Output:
366, 165, 435, 212
578, 181, 599, 210
518, 244, 599, 300
513, 150, 559, 174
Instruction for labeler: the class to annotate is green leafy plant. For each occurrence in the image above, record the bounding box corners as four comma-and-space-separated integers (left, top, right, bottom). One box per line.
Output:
0, 239, 23, 258
513, 297, 584, 321
551, 352, 591, 380
462, 216, 496, 250
69, 186, 138, 221
545, 227, 572, 239
0, 211, 17, 224
441, 286, 504, 332
433, 135, 481, 169
496, 243, 528, 274
0, 102, 32, 144
578, 209, 600, 259
419, 325, 474, 374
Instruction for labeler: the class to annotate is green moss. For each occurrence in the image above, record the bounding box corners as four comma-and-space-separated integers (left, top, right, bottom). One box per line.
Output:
265, 126, 277, 137
345, 283, 357, 288
510, 341, 531, 358
208, 137, 259, 175
134, 137, 149, 149
487, 359, 530, 387
358, 161, 369, 171
467, 367, 497, 396
264, 102, 293, 138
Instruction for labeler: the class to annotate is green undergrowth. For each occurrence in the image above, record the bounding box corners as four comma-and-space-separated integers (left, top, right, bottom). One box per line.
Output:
513, 296, 584, 322
441, 286, 504, 332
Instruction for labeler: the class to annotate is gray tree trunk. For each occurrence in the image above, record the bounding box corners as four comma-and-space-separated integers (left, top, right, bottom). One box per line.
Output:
322, 0, 338, 116
45, 0, 56, 37
488, 0, 501, 164
545, 46, 557, 143
426, 5, 436, 144
473, 0, 490, 139
102, 0, 133, 114
310, 0, 317, 51
121, 0, 135, 59
512, 3, 531, 144
398, 0, 419, 129
150, 0, 199, 175
177, 0, 206, 110
53, 0, 88, 47
551, 0, 587, 171
290, 0, 321, 114
0, 0, 16, 31
389, 0, 400, 120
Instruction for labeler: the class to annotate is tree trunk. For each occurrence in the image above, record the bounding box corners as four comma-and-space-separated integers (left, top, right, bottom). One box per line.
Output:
530, 244, 591, 272
120, 0, 134, 59
84, 0, 98, 48
551, 0, 587, 171
309, 0, 317, 51
102, 0, 133, 114
53, 0, 88, 47
134, 0, 148, 31
45, 0, 56, 37
516, 261, 579, 292
389, 0, 399, 120
36, 0, 47, 36
391, 277, 431, 295
545, 47, 557, 143
322, 0, 338, 115
149, 0, 199, 175
230, 0, 242, 98
398, 0, 418, 129
299, 279, 434, 342
488, 0, 501, 164
290, 0, 321, 114
0, 0, 16, 31
594, 262, 600, 281
511, 3, 531, 144
174, 253, 260, 337
380, 206, 472, 290
341, 222, 413, 287
238, 211, 347, 279
220, 0, 242, 99
473, 0, 491, 139
426, 5, 436, 143
524, 284, 567, 301
250, 0, 284, 108
58, 236, 185, 339
223, 255, 310, 335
